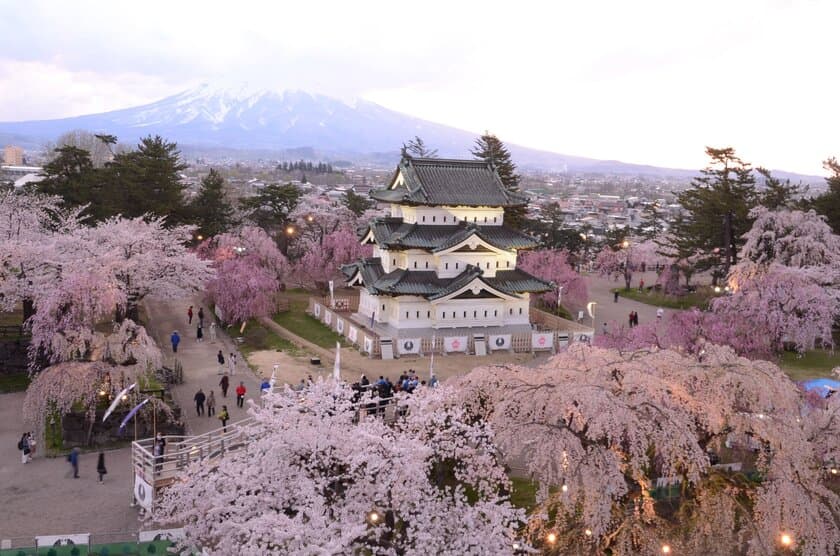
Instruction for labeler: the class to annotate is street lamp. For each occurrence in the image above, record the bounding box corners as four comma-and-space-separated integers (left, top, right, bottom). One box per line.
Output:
546, 532, 557, 545
234, 246, 246, 255
661, 544, 672, 554
196, 234, 204, 242
780, 533, 793, 548
285, 225, 296, 236
587, 302, 597, 329
557, 285, 564, 310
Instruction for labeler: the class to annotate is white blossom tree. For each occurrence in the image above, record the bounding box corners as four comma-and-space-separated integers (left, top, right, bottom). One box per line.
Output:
455, 344, 840, 555
153, 381, 522, 555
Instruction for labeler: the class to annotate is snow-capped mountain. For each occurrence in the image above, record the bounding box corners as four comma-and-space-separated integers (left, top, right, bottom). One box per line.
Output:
0, 84, 482, 156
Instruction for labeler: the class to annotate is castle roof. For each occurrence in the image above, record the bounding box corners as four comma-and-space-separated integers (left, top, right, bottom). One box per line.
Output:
341, 258, 552, 299
370, 157, 527, 207
363, 217, 539, 252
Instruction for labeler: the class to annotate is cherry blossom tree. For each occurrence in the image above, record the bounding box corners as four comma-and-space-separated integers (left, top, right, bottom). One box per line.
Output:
153, 381, 522, 555
456, 344, 840, 555
517, 249, 588, 311
203, 226, 289, 323
594, 240, 672, 290
289, 192, 356, 250
290, 228, 372, 289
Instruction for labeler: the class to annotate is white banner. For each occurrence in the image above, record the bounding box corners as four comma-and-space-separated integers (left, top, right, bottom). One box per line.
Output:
398, 338, 421, 355
336, 318, 344, 334
138, 528, 185, 543
35, 534, 90, 548
324, 310, 332, 325
444, 336, 468, 353
348, 326, 358, 344
314, 303, 321, 317
532, 332, 554, 350
134, 473, 153, 510
363, 336, 373, 354
214, 304, 224, 323
489, 334, 512, 351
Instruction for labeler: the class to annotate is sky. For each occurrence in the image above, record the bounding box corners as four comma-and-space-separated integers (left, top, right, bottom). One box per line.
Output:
0, 0, 837, 175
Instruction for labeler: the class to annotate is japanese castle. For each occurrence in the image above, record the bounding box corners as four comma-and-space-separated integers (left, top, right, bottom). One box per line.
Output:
342, 157, 552, 338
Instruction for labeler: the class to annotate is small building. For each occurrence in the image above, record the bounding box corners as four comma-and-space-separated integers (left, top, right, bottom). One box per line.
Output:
341, 157, 552, 337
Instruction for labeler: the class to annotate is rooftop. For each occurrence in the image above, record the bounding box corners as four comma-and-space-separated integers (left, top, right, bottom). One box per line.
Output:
364, 217, 539, 252
370, 157, 527, 207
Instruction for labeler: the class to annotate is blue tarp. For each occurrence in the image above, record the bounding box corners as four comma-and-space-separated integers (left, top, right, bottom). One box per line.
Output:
802, 378, 840, 398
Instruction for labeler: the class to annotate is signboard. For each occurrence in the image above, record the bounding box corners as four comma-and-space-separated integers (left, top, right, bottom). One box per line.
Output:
134, 473, 153, 511
348, 326, 358, 344
363, 336, 373, 355
139, 528, 186, 543
444, 336, 468, 353
398, 338, 421, 355
489, 334, 511, 351
314, 303, 321, 318
532, 332, 554, 351
336, 318, 344, 334
557, 333, 570, 347
324, 310, 332, 326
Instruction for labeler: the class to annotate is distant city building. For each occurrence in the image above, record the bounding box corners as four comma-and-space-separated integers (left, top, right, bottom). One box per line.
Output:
3, 145, 24, 165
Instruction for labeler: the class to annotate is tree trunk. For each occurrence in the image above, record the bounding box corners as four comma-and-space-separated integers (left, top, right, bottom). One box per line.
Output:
22, 298, 35, 321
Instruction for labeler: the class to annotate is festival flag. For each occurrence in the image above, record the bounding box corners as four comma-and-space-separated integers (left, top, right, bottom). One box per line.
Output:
328, 280, 335, 308
333, 341, 341, 381
119, 398, 149, 431
103, 383, 136, 422
369, 310, 375, 329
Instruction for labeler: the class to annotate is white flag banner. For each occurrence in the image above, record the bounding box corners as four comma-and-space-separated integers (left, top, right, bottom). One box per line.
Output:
398, 338, 421, 355
328, 280, 335, 307
363, 336, 373, 354
444, 336, 468, 353
333, 342, 341, 380
336, 318, 344, 334
489, 334, 512, 351
324, 310, 332, 326
103, 382, 136, 422
532, 332, 554, 350
134, 473, 153, 510
314, 303, 322, 317
429, 334, 436, 378
348, 326, 358, 344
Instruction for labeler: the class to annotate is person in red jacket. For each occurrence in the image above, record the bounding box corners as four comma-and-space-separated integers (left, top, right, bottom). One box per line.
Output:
235, 382, 246, 408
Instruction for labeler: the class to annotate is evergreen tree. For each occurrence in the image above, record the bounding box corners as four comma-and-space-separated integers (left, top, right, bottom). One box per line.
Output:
341, 189, 374, 217
400, 136, 438, 158
668, 147, 757, 277
240, 183, 302, 234
809, 157, 840, 234
637, 201, 666, 239
756, 167, 804, 210
471, 133, 526, 229
190, 169, 235, 238
106, 135, 188, 221
36, 145, 100, 213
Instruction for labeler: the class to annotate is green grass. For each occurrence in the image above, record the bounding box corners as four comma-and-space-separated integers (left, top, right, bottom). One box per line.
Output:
0, 372, 30, 393
509, 476, 539, 512
238, 318, 302, 356
612, 287, 714, 310
778, 350, 839, 381
271, 295, 349, 349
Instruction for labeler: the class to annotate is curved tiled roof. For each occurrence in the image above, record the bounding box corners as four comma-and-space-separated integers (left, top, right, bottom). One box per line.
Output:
342, 258, 552, 298
370, 157, 527, 207
362, 218, 539, 252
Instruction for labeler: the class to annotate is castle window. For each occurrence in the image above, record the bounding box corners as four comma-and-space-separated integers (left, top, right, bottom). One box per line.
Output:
484, 216, 487, 223
484, 310, 488, 317
445, 262, 449, 270
427, 310, 430, 318
382, 304, 385, 311
473, 310, 477, 318
494, 309, 498, 317
432, 216, 436, 222
425, 261, 429, 269
416, 311, 420, 318
463, 311, 467, 318
473, 217, 477, 222
496, 261, 499, 268
486, 262, 490, 269
413, 261, 417, 268
406, 311, 409, 319
443, 216, 447, 222
519, 307, 523, 315
509, 308, 513, 315
422, 215, 426, 222
455, 263, 459, 269
392, 258, 396, 266
506, 261, 511, 268
493, 217, 497, 223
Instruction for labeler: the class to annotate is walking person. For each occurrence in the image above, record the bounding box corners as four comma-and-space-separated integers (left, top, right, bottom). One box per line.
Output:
219, 374, 229, 398
97, 452, 107, 483
170, 330, 180, 353
235, 381, 246, 408
632, 311, 639, 327
198, 307, 205, 327
656, 307, 664, 320
628, 312, 634, 328
68, 447, 80, 478
228, 352, 236, 376
187, 305, 194, 325
639, 279, 645, 292
19, 432, 31, 464
207, 390, 216, 417
209, 322, 217, 342
194, 388, 206, 416
197, 324, 204, 342
217, 350, 225, 374
218, 405, 229, 432
614, 290, 619, 303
